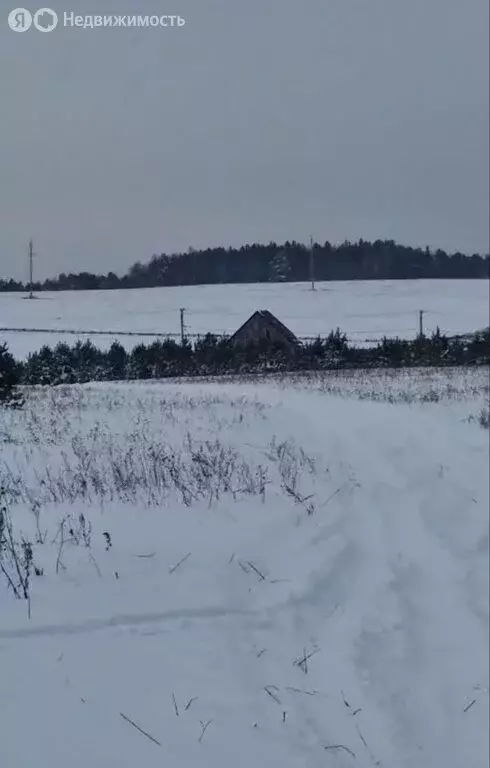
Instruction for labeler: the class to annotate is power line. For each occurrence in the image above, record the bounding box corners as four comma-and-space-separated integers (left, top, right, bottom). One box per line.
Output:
28, 239, 35, 299
309, 236, 315, 291
179, 307, 187, 342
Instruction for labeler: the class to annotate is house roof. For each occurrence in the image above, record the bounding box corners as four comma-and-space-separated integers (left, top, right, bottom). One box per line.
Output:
230, 310, 299, 344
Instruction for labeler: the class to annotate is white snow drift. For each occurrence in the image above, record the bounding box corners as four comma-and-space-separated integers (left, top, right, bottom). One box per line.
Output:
0, 370, 488, 767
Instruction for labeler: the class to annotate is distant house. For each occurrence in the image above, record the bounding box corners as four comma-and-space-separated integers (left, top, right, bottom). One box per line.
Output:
230, 310, 299, 350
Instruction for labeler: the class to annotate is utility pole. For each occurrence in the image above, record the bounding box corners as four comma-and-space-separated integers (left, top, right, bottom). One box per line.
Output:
180, 307, 186, 343
28, 239, 34, 298
309, 236, 315, 291
418, 309, 424, 337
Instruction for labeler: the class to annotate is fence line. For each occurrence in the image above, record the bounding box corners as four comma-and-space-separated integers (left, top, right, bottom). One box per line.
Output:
0, 325, 383, 344
0, 325, 477, 346
0, 326, 188, 339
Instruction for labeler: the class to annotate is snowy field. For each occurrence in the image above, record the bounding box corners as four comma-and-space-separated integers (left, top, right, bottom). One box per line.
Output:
1, 368, 488, 768
0, 278, 488, 358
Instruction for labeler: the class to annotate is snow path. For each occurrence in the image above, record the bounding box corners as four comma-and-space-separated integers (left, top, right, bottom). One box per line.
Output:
1, 385, 488, 768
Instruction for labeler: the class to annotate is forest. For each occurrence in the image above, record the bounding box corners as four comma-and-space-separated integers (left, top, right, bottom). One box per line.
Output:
1, 239, 488, 293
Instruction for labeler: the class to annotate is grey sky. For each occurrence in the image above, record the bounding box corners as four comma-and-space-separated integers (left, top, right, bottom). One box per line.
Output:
1, 0, 488, 281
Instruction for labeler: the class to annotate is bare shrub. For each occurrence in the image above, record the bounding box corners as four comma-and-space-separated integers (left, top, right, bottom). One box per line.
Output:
0, 489, 35, 616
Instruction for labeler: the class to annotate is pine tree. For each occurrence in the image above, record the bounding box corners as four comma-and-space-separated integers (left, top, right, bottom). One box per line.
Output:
0, 342, 24, 408
268, 250, 291, 282
107, 341, 128, 380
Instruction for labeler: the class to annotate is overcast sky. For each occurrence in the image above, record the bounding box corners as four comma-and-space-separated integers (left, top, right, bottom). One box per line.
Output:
1, 0, 489, 281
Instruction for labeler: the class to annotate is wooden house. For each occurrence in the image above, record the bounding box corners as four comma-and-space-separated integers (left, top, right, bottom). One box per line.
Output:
229, 310, 299, 350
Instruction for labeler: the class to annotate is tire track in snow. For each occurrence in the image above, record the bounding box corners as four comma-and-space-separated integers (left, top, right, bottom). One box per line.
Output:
0, 604, 253, 639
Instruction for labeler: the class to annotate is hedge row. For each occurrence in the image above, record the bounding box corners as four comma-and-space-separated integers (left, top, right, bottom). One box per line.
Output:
0, 327, 488, 400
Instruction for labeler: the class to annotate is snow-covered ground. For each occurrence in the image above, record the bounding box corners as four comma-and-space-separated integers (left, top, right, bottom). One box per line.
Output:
1, 279, 488, 358
1, 368, 488, 767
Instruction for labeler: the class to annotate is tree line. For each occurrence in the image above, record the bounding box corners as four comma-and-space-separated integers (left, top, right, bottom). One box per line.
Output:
1, 328, 489, 403
1, 239, 488, 293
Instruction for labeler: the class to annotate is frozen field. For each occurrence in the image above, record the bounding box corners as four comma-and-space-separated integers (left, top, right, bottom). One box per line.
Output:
0, 278, 488, 358
1, 368, 488, 768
